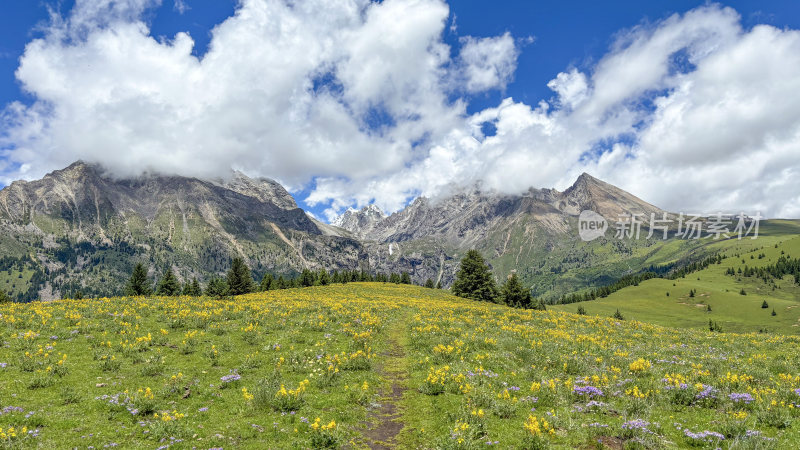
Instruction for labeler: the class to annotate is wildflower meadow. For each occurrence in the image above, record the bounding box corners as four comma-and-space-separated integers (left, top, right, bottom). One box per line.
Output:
0, 283, 799, 448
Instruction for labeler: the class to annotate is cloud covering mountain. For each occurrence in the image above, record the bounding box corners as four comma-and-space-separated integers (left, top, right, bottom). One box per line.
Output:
1, 0, 798, 219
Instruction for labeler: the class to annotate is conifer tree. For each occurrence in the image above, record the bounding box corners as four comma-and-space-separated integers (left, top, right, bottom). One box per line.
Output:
424, 278, 435, 288
318, 269, 330, 286
182, 278, 202, 296
260, 273, 275, 291
500, 273, 531, 308
125, 263, 152, 296
300, 269, 316, 287
156, 268, 181, 296
0, 290, 10, 303
400, 272, 412, 284
205, 278, 229, 299
227, 257, 254, 295
452, 250, 498, 303
190, 278, 201, 296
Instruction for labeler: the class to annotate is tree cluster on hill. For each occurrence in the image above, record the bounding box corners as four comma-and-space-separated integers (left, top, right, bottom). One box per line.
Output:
451, 250, 545, 310
558, 272, 656, 304
727, 256, 800, 285
666, 254, 725, 280
555, 253, 726, 306
0, 255, 47, 302
122, 257, 432, 300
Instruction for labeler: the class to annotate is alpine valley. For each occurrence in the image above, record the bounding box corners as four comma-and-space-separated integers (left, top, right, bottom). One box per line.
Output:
0, 161, 797, 302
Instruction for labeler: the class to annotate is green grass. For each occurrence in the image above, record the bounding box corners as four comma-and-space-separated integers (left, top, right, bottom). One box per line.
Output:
552, 234, 800, 334
2, 283, 800, 448
0, 268, 34, 295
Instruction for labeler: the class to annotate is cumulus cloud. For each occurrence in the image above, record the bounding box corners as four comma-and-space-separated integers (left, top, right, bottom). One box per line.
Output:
1, 0, 467, 188
457, 32, 518, 93
1, 1, 799, 219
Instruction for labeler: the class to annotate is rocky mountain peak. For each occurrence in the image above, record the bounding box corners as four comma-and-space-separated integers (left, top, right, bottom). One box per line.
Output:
331, 204, 386, 235
560, 172, 664, 219
222, 171, 299, 210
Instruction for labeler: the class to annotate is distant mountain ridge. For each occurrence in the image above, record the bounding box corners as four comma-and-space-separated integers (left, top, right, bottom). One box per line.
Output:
0, 162, 696, 301
333, 173, 666, 245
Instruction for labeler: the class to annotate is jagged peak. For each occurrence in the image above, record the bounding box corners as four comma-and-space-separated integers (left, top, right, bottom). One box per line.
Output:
361, 203, 386, 217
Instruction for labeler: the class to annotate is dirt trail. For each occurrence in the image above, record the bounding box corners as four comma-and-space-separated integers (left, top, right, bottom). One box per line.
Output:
362, 315, 409, 449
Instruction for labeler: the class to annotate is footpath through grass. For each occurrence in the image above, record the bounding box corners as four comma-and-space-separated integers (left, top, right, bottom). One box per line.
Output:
2, 283, 800, 448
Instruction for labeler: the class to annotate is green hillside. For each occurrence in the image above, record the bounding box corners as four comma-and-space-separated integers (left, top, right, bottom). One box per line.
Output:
552, 229, 800, 334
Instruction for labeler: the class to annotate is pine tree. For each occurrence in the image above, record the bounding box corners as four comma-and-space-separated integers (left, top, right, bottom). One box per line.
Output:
260, 273, 275, 291
180, 278, 201, 296
190, 278, 201, 296
0, 290, 10, 303
275, 275, 286, 289
612, 309, 625, 320
125, 263, 152, 296
227, 257, 254, 295
761, 300, 769, 309
577, 305, 586, 315
318, 269, 330, 286
452, 250, 498, 303
772, 309, 777, 316
205, 278, 229, 299
389, 273, 401, 284
300, 269, 316, 287
424, 278, 435, 289
400, 272, 411, 284
500, 273, 531, 308
436, 280, 442, 289
156, 268, 181, 296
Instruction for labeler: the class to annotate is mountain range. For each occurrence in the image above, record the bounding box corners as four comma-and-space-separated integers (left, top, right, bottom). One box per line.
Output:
0, 161, 713, 301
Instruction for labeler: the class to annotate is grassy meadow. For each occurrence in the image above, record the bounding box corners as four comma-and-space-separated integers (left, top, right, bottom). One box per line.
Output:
552, 234, 800, 334
1, 283, 800, 448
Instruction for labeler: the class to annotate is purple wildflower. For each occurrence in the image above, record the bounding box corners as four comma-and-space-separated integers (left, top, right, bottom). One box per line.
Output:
220, 371, 241, 383
684, 429, 725, 442
729, 392, 753, 404
573, 385, 604, 398
622, 419, 650, 431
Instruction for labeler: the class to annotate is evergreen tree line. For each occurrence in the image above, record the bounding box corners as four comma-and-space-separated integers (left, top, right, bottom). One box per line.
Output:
450, 250, 545, 310
666, 254, 725, 280
556, 253, 725, 305
725, 255, 800, 285
558, 272, 657, 304
125, 257, 439, 299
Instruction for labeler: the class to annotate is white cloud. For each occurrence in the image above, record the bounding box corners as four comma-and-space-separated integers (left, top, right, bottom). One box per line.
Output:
546, 68, 588, 110
173, 0, 189, 14
457, 32, 518, 93
1, 1, 799, 219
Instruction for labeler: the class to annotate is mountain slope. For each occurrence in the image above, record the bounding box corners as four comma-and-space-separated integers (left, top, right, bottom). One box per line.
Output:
0, 162, 367, 299
0, 162, 780, 301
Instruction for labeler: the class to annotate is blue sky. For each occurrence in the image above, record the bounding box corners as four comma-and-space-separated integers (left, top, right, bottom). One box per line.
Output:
1, 1, 800, 219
